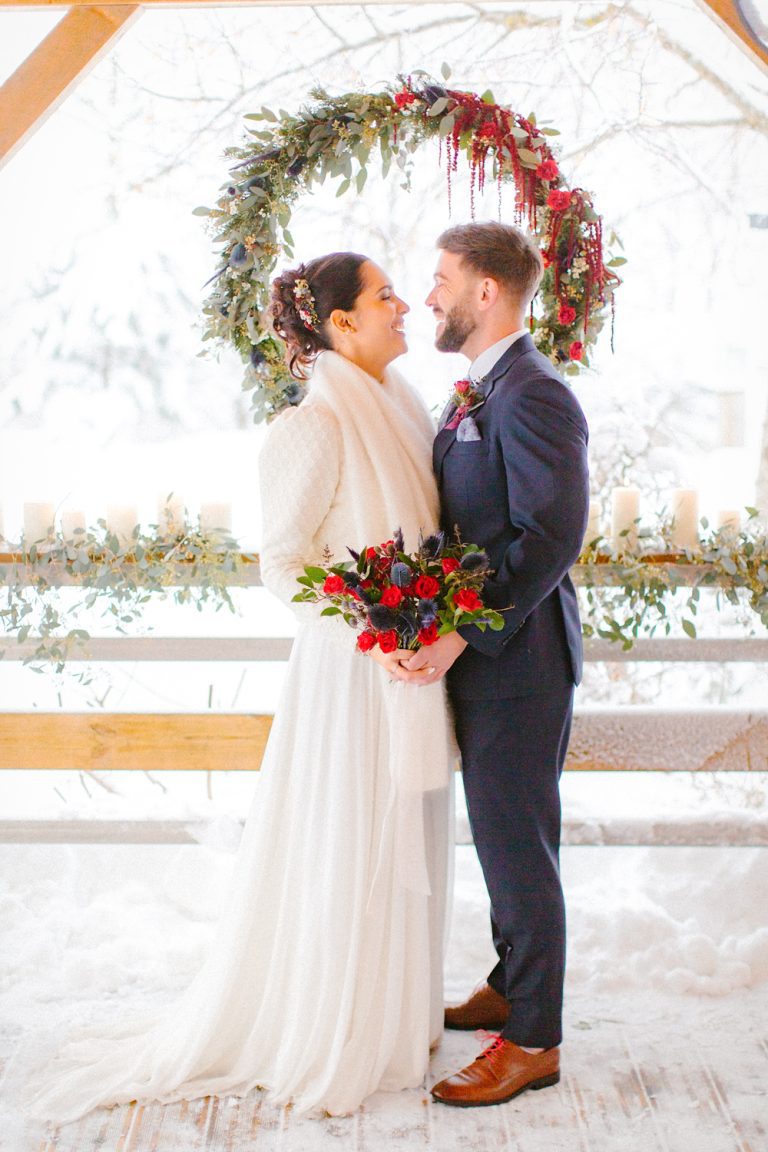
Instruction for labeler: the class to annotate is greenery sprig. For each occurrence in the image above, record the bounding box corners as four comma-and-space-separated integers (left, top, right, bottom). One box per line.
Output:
0, 520, 253, 678
578, 508, 768, 648
197, 66, 622, 422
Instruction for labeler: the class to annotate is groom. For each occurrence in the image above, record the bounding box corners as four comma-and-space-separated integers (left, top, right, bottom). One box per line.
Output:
397, 222, 589, 1107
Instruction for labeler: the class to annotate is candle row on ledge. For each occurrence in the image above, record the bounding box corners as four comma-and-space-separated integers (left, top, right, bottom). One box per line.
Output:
587, 487, 744, 553
0, 499, 233, 547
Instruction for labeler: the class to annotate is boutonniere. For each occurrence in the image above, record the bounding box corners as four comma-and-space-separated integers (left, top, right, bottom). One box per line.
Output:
446, 378, 485, 431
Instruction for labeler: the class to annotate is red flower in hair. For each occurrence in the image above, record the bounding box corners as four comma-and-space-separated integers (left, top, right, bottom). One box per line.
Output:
357, 631, 377, 653
569, 341, 584, 361
558, 304, 577, 326
536, 159, 559, 181
378, 630, 398, 653
547, 189, 571, 212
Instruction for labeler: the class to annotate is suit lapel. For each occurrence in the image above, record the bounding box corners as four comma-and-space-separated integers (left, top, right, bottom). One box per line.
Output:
433, 333, 536, 479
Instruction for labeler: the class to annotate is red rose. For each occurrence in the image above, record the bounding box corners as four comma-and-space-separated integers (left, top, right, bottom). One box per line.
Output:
360, 579, 373, 589
569, 341, 584, 361
455, 380, 471, 395
557, 304, 577, 326
394, 90, 416, 109
323, 574, 345, 594
365, 547, 378, 560
418, 622, 439, 646
414, 574, 441, 598
357, 631, 377, 653
546, 189, 571, 212
378, 630, 398, 653
454, 588, 483, 612
441, 557, 461, 575
380, 585, 403, 608
536, 159, 559, 181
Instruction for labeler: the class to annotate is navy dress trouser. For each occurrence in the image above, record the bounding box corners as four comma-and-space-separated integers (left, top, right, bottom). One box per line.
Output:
451, 681, 574, 1050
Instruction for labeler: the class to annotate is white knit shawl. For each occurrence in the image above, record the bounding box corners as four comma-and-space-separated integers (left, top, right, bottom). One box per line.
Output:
309, 349, 440, 553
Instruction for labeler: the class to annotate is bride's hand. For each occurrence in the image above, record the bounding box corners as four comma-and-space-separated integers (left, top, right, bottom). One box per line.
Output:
368, 647, 428, 681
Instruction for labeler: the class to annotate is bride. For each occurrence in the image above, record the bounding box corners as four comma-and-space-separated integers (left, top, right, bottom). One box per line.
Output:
16, 252, 455, 1122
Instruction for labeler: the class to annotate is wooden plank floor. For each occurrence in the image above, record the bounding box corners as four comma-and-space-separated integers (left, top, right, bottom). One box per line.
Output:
7, 990, 766, 1152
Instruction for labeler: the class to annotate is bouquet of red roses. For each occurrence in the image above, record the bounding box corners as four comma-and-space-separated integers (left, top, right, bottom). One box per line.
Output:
293, 528, 505, 653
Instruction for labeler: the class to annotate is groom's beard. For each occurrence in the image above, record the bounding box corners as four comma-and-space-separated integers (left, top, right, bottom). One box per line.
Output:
435, 299, 477, 353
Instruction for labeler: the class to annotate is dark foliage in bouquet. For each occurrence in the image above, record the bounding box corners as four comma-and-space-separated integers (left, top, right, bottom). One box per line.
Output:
293, 528, 506, 653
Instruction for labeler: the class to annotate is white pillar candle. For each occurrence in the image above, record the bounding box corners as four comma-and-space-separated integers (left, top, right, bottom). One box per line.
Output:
716, 509, 741, 533
61, 509, 87, 538
199, 502, 233, 535
23, 502, 56, 544
157, 493, 186, 536
106, 504, 138, 545
584, 500, 601, 547
611, 487, 639, 551
669, 489, 699, 551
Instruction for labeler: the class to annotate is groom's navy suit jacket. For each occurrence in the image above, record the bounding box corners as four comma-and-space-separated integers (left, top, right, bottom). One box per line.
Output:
434, 333, 589, 699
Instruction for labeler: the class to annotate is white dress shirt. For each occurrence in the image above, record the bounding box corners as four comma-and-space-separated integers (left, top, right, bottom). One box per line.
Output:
469, 328, 529, 384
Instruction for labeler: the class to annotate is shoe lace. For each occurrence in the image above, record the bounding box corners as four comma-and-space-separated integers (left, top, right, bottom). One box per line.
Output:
476, 1031, 507, 1061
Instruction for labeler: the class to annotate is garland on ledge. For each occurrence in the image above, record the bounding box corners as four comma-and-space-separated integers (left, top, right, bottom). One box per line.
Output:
196, 67, 624, 422
578, 508, 768, 648
2, 510, 767, 674
0, 519, 252, 678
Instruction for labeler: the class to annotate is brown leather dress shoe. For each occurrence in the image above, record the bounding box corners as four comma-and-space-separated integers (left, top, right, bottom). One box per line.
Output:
431, 1036, 560, 1107
444, 983, 509, 1031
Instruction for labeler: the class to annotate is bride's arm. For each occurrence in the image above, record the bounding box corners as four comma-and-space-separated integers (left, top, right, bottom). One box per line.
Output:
258, 401, 342, 617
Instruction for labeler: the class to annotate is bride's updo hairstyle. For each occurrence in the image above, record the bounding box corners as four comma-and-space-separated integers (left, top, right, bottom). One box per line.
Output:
270, 252, 368, 379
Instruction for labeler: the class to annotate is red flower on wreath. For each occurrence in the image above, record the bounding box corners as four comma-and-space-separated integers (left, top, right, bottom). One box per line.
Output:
394, 90, 416, 109
454, 588, 483, 612
357, 631, 377, 653
414, 574, 441, 599
380, 585, 403, 608
378, 630, 399, 653
547, 189, 571, 212
537, 159, 559, 181
558, 304, 577, 326
441, 557, 461, 575
418, 622, 440, 646
323, 574, 345, 594
569, 341, 584, 361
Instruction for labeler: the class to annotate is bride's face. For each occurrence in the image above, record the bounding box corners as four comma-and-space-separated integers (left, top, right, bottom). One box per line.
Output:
328, 261, 409, 380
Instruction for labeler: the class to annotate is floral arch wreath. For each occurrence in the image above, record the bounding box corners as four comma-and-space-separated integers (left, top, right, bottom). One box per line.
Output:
198, 69, 623, 422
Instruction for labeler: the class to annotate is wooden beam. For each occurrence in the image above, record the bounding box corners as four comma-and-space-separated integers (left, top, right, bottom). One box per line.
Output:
0, 4, 141, 169
0, 713, 271, 770
696, 0, 768, 73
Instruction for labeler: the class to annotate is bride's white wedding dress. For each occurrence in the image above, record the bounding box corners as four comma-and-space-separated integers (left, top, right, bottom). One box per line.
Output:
13, 351, 455, 1122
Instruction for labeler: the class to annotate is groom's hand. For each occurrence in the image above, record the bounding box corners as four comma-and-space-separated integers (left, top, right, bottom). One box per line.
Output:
397, 632, 468, 685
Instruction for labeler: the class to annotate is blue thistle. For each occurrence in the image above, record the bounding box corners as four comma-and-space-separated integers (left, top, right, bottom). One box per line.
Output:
391, 562, 413, 588
283, 381, 304, 405
286, 156, 307, 178
249, 345, 266, 368
229, 243, 249, 269
398, 610, 419, 641
460, 550, 489, 572
393, 527, 405, 552
421, 84, 448, 106
420, 531, 445, 559
369, 605, 399, 632
416, 598, 438, 625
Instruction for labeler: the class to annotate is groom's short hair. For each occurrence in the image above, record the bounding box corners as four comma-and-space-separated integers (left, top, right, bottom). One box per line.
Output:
437, 222, 543, 307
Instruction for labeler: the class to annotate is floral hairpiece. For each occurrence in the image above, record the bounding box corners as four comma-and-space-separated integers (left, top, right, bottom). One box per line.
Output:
293, 277, 320, 332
